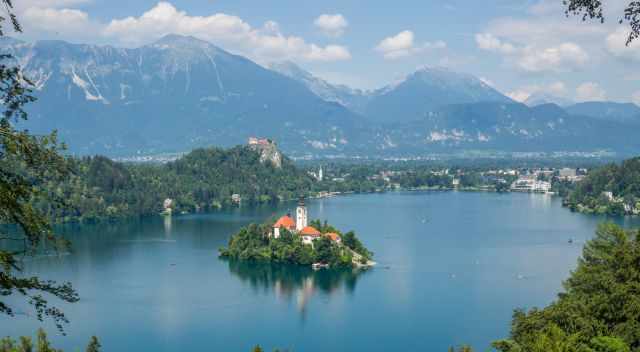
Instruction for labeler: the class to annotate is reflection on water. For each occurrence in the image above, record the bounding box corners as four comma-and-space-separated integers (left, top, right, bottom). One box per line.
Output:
163, 215, 173, 237
5, 193, 640, 352
226, 259, 368, 317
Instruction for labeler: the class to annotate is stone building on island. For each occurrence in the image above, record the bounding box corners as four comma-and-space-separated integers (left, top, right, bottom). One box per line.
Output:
271, 197, 340, 245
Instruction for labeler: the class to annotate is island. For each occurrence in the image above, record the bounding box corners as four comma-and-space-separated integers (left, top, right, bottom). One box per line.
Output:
219, 198, 374, 268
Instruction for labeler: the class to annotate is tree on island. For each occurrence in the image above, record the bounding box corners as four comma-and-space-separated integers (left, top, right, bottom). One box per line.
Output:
0, 0, 78, 333
220, 219, 371, 267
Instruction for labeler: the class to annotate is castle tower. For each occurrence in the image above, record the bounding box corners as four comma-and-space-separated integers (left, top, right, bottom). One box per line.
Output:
318, 166, 323, 182
296, 197, 308, 231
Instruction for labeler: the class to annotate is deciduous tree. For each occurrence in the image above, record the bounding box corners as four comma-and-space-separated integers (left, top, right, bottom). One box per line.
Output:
564, 0, 640, 44
0, 0, 78, 334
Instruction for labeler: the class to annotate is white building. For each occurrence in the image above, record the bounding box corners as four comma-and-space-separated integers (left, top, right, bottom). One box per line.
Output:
511, 178, 551, 193
296, 197, 308, 231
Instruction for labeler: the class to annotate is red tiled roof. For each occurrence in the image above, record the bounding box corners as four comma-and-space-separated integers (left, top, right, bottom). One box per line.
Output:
325, 232, 341, 241
300, 226, 321, 237
274, 216, 295, 229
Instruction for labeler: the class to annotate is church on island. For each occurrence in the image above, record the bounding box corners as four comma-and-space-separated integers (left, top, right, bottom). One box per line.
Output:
271, 198, 341, 246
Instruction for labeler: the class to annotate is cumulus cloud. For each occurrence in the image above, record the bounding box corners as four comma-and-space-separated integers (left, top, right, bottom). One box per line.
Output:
475, 33, 516, 54
306, 44, 351, 61
17, 1, 351, 63
518, 42, 589, 72
102, 2, 351, 62
375, 30, 445, 60
314, 14, 348, 37
606, 27, 640, 61
576, 82, 606, 102
477, 31, 589, 73
20, 6, 100, 40
375, 30, 414, 59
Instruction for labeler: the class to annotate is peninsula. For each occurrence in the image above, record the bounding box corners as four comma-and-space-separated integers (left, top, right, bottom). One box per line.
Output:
219, 198, 374, 268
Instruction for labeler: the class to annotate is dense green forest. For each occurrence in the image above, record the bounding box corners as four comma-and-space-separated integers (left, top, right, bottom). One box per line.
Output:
491, 223, 640, 352
219, 219, 373, 267
27, 142, 608, 224
36, 146, 316, 222
565, 157, 640, 215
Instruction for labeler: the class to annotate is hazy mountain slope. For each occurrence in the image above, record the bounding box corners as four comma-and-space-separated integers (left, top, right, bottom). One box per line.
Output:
363, 67, 514, 124
565, 102, 640, 123
1, 35, 363, 156
268, 61, 370, 114
377, 102, 640, 154
2, 35, 639, 157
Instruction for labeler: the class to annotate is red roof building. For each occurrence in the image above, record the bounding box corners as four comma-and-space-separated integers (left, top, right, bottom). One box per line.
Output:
299, 226, 322, 237
274, 215, 296, 230
325, 232, 341, 242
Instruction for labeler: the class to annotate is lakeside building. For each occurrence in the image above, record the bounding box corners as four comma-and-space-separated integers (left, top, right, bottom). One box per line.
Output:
271, 197, 341, 245
510, 177, 551, 193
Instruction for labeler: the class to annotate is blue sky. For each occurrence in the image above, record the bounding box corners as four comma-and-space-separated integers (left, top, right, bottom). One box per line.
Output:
10, 0, 640, 104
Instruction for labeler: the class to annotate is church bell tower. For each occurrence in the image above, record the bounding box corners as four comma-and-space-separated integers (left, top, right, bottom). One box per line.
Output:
296, 196, 308, 231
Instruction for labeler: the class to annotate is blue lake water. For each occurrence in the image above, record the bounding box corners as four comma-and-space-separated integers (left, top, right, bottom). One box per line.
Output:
2, 191, 640, 351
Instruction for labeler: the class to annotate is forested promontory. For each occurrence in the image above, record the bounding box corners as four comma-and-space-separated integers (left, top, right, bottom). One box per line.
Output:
40, 145, 315, 222
564, 157, 640, 215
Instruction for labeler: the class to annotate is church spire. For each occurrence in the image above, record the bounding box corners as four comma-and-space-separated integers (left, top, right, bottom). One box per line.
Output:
296, 196, 307, 231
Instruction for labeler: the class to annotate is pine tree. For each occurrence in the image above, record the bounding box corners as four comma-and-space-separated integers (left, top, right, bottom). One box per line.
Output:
85, 336, 101, 352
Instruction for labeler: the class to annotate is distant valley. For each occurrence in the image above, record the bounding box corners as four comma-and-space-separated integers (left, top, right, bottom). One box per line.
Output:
2, 34, 640, 158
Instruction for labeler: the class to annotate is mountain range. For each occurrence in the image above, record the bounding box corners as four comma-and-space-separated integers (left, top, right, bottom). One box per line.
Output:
2, 34, 639, 158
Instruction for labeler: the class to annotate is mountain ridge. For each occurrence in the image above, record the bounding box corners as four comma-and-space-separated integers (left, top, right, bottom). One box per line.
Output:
2, 34, 639, 158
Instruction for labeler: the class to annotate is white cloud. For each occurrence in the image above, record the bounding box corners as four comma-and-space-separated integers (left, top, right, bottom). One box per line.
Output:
21, 6, 98, 38
486, 17, 606, 44
576, 82, 606, 101
547, 81, 568, 96
18, 2, 351, 63
632, 91, 640, 106
606, 26, 640, 61
100, 2, 351, 62
375, 30, 445, 60
507, 81, 568, 102
314, 14, 348, 37
375, 30, 414, 59
517, 42, 589, 72
477, 30, 589, 73
475, 33, 516, 54
306, 44, 351, 61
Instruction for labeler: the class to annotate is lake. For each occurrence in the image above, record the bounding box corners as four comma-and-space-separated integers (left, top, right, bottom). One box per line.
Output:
2, 191, 640, 351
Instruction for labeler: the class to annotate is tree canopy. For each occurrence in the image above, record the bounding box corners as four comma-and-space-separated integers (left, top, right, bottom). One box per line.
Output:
493, 223, 639, 352
564, 0, 640, 45
0, 0, 78, 333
